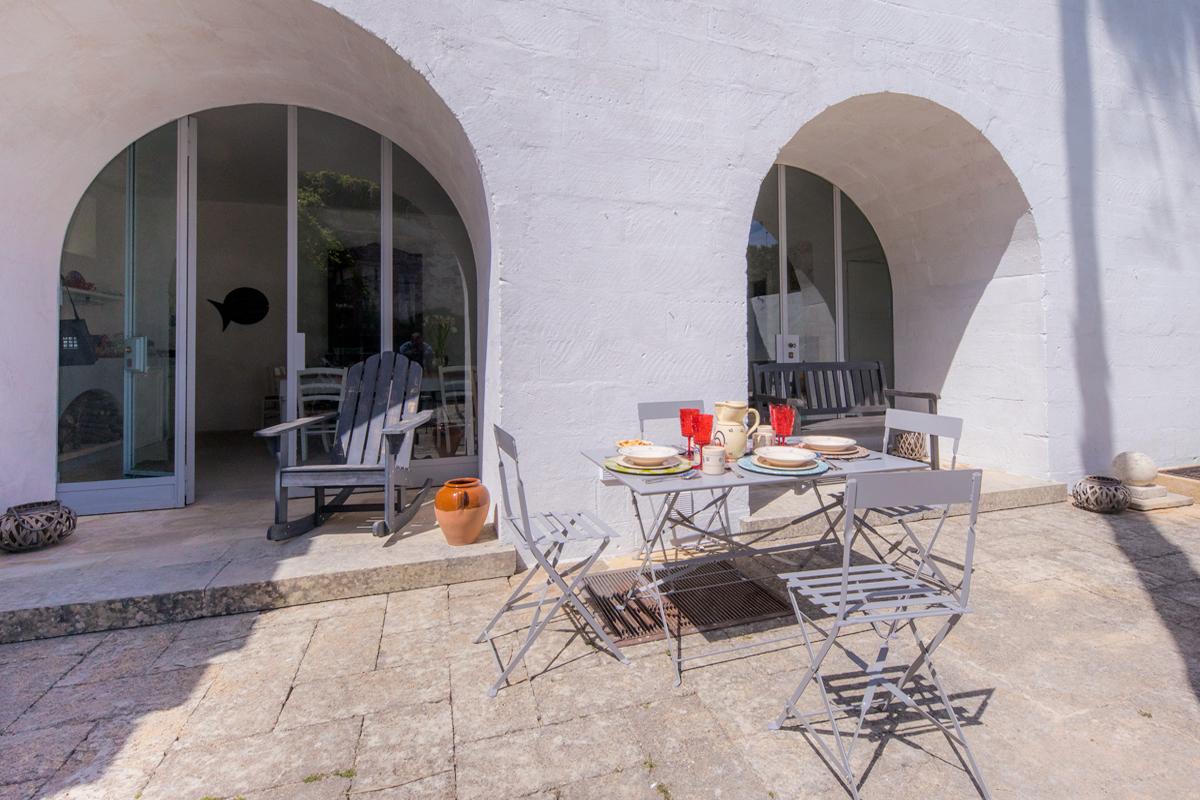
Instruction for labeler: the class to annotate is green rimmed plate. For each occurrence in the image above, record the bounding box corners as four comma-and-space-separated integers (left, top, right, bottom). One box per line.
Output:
603, 457, 694, 476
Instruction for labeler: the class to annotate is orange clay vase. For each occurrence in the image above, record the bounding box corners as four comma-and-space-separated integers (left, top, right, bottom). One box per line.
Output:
434, 478, 491, 546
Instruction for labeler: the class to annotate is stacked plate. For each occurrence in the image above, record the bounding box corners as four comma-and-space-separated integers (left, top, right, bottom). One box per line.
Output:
606, 444, 691, 476
798, 435, 858, 456
736, 454, 830, 477
753, 446, 819, 470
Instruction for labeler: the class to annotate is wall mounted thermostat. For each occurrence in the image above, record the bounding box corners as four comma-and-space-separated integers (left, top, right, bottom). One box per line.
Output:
775, 334, 801, 363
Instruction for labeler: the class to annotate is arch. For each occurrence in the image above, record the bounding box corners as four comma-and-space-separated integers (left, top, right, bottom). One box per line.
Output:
769, 93, 1047, 476
0, 0, 492, 503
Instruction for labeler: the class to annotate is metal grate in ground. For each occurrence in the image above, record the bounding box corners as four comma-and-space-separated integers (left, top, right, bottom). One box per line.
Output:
580, 562, 791, 646
1162, 466, 1200, 480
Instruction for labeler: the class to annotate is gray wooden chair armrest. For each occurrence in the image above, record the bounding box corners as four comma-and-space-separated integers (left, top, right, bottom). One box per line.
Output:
884, 389, 939, 414
255, 412, 338, 438
382, 409, 434, 437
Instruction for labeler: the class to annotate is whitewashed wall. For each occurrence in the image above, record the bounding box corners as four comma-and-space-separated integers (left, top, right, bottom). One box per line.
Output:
0, 0, 1197, 515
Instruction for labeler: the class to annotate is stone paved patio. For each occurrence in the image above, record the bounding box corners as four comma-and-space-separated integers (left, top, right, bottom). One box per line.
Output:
1, 501, 1198, 799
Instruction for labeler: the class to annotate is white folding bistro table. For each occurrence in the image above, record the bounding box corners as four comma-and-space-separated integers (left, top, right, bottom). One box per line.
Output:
581, 445, 929, 684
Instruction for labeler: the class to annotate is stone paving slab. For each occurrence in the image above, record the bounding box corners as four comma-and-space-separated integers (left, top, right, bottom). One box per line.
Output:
0, 502, 1199, 799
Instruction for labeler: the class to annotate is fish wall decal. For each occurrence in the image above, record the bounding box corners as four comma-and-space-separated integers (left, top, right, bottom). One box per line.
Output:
208, 287, 269, 331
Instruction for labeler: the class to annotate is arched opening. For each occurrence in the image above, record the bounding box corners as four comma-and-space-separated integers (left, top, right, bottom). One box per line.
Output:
750, 93, 1046, 476
0, 0, 491, 510
56, 105, 480, 509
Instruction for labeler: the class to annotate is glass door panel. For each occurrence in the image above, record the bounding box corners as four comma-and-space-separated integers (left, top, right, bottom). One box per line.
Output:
57, 121, 183, 512
391, 144, 477, 463
294, 110, 381, 466
747, 165, 781, 377
783, 167, 837, 361
125, 124, 179, 476
842, 191, 894, 380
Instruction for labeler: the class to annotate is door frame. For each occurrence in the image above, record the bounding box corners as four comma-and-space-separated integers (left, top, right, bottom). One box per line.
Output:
56, 118, 194, 514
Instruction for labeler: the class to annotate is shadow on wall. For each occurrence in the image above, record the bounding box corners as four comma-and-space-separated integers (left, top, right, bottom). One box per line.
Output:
775, 93, 1040, 399
1061, 0, 1200, 706
771, 93, 1046, 475
1097, 0, 1200, 147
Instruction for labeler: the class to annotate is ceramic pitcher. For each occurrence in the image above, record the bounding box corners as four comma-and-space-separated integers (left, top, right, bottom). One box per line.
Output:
712, 400, 760, 459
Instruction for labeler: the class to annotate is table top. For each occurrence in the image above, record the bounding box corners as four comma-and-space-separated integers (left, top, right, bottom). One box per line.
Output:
581, 445, 928, 496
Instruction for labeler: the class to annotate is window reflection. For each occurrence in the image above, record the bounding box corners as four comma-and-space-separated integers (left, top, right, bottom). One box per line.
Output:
391, 145, 477, 459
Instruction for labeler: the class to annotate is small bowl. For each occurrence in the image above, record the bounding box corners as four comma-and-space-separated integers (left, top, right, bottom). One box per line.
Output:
618, 444, 678, 466
754, 446, 818, 467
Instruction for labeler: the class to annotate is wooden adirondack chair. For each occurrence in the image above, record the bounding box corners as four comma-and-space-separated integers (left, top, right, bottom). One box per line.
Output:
254, 352, 434, 541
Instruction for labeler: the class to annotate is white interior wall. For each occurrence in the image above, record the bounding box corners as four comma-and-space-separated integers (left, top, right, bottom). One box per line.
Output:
195, 202, 287, 432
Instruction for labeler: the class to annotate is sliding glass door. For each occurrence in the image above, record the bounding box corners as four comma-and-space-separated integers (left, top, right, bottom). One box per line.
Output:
746, 165, 894, 387
57, 121, 191, 513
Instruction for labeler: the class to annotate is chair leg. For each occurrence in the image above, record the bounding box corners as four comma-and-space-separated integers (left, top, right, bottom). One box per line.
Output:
475, 558, 547, 644
559, 541, 629, 665
769, 611, 839, 730
486, 577, 577, 697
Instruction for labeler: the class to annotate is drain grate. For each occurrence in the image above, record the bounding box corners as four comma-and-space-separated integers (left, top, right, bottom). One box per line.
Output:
580, 562, 791, 646
1163, 466, 1200, 480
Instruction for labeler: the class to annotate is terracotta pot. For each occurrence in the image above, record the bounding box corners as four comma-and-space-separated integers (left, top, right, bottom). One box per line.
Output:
435, 478, 490, 545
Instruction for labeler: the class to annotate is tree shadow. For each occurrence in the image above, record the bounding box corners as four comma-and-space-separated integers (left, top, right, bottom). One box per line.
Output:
1060, 0, 1200, 706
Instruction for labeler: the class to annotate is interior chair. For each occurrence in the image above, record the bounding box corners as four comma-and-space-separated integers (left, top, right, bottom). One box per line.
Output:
475, 425, 629, 697
435, 364, 475, 457
771, 469, 990, 799
296, 366, 346, 462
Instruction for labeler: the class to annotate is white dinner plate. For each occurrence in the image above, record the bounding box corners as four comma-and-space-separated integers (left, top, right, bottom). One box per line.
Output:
753, 446, 818, 467
753, 454, 816, 470
615, 454, 683, 470
617, 444, 679, 466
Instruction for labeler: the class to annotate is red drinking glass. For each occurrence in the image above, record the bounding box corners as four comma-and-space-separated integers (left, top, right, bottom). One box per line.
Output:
770, 404, 795, 445
691, 413, 714, 466
679, 407, 700, 456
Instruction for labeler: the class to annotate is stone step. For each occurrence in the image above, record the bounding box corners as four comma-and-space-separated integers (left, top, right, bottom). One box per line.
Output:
0, 524, 516, 645
741, 468, 1067, 535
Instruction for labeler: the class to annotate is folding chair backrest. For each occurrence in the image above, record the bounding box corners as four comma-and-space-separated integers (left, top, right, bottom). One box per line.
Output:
334, 353, 422, 467
842, 469, 983, 608
493, 425, 536, 548
636, 400, 704, 442
883, 408, 962, 469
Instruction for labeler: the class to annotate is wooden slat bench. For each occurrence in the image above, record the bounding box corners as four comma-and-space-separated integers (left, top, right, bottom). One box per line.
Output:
751, 360, 941, 465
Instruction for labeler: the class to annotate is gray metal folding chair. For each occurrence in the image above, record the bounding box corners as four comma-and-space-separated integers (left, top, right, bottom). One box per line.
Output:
633, 400, 726, 550
475, 425, 629, 697
846, 409, 963, 570
771, 469, 990, 800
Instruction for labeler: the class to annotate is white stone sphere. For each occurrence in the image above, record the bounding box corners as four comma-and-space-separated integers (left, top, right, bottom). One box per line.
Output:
1111, 451, 1157, 486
